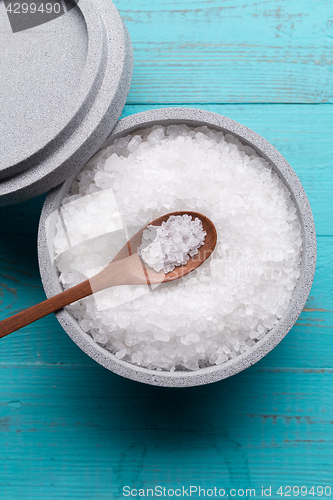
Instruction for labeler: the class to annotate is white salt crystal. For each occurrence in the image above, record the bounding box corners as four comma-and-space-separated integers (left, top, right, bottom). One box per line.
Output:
54, 125, 303, 373
138, 215, 206, 273
105, 153, 123, 172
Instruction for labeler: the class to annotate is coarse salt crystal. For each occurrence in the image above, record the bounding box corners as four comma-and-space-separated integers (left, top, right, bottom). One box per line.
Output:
54, 125, 302, 372
138, 214, 206, 273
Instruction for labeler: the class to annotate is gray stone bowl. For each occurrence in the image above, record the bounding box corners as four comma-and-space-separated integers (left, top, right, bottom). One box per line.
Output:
38, 108, 317, 388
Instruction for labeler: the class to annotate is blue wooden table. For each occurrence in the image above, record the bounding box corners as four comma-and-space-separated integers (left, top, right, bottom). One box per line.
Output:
0, 1, 332, 498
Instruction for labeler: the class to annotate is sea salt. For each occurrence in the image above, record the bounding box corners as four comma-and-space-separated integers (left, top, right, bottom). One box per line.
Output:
138, 214, 206, 273
53, 124, 303, 372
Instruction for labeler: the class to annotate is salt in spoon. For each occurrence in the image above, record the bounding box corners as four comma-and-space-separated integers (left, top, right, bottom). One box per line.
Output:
0, 211, 217, 339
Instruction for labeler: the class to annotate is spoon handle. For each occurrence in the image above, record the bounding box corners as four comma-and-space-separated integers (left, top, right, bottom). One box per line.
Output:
0, 280, 92, 339
0, 254, 148, 339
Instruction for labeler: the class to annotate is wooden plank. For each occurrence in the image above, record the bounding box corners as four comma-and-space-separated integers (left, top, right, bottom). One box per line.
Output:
113, 0, 333, 103
0, 365, 332, 498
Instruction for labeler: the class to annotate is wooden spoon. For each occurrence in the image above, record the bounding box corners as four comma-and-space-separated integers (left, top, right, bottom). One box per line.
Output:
0, 211, 217, 339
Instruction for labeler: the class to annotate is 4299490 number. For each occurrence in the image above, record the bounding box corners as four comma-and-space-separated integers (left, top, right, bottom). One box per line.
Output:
277, 486, 332, 497
5, 3, 62, 14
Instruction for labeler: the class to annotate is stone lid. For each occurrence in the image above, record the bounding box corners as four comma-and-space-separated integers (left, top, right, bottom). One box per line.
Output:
0, 0, 133, 205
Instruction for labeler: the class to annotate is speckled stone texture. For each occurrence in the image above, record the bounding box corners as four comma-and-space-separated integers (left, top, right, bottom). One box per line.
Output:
38, 108, 317, 388
0, 0, 133, 206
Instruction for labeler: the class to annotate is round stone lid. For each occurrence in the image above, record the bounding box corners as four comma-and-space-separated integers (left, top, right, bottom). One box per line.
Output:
0, 0, 133, 205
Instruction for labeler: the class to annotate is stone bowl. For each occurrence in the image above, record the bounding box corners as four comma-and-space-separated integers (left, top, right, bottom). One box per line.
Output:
38, 108, 317, 388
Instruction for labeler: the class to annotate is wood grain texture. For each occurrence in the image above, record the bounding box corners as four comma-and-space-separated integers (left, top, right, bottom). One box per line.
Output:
0, 366, 332, 499
113, 0, 333, 103
1, 0, 332, 496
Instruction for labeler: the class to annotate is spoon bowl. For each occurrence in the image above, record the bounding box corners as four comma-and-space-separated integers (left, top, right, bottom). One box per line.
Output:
0, 211, 217, 339
105, 211, 217, 285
